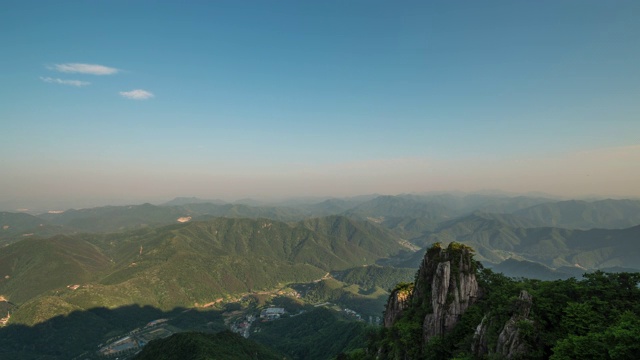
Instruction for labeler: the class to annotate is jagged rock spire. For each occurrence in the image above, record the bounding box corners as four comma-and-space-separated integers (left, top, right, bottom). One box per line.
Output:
383, 242, 481, 343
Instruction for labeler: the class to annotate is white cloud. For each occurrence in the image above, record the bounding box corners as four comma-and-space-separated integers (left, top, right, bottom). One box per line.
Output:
50, 63, 119, 75
40, 76, 90, 87
119, 89, 154, 100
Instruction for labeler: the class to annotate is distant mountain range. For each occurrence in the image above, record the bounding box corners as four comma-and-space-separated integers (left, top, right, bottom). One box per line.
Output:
1, 193, 640, 329
412, 211, 640, 269
3, 195, 639, 244
513, 199, 640, 229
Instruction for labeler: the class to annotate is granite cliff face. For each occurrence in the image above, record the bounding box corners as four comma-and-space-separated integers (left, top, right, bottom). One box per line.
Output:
383, 242, 481, 342
417, 244, 480, 343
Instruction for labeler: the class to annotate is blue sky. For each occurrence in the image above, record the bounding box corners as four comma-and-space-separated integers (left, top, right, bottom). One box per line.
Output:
1, 1, 639, 208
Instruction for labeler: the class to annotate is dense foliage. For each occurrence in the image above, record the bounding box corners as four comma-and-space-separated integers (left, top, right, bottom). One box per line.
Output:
134, 331, 284, 360
358, 266, 640, 359
252, 307, 371, 360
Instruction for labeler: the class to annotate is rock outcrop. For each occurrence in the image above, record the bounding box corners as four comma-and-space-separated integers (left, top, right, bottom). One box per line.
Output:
471, 315, 489, 356
384, 242, 481, 343
414, 243, 480, 343
495, 290, 533, 359
472, 290, 534, 359
377, 243, 539, 359
383, 282, 413, 327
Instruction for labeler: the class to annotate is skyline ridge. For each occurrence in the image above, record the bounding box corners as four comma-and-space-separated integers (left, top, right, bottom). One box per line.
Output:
2, 190, 640, 214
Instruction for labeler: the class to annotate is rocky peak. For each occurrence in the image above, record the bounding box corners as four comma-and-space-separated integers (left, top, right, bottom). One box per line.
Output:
383, 282, 413, 327
419, 243, 480, 342
383, 242, 481, 343
495, 290, 533, 358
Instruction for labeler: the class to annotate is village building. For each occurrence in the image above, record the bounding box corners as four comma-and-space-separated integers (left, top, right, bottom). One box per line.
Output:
260, 307, 285, 321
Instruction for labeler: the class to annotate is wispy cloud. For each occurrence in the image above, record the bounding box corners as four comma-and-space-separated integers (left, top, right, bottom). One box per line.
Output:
40, 76, 90, 87
119, 89, 154, 100
50, 63, 119, 75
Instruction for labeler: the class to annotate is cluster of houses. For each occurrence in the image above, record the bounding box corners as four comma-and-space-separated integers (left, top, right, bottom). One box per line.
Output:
230, 307, 287, 339
343, 308, 361, 320
230, 314, 256, 338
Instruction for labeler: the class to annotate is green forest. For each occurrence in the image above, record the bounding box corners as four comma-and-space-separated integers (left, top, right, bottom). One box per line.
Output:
134, 331, 284, 360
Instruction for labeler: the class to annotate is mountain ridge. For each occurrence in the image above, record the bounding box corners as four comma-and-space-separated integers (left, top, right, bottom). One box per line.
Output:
0, 215, 406, 324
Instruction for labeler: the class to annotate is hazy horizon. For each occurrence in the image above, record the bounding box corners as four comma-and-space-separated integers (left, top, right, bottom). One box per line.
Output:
2, 1, 639, 210
3, 187, 640, 214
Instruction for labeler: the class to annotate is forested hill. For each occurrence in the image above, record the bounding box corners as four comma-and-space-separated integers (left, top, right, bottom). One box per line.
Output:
134, 331, 284, 360
412, 213, 640, 270
354, 242, 640, 360
0, 216, 405, 324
